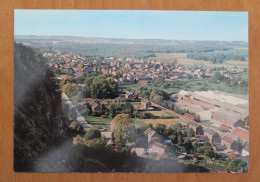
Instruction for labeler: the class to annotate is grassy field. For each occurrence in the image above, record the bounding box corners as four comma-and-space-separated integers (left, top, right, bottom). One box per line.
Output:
130, 102, 141, 106
140, 118, 187, 128
85, 115, 146, 129
132, 118, 146, 128
119, 80, 243, 94
85, 116, 112, 128
152, 52, 248, 68
148, 110, 174, 117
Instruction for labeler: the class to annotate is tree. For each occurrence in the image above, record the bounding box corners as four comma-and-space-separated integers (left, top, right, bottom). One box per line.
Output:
187, 128, 195, 137
228, 159, 241, 172
241, 161, 247, 173
113, 114, 136, 148
109, 105, 116, 118
69, 121, 78, 130
154, 124, 166, 135
84, 128, 101, 140
192, 142, 198, 153
177, 135, 184, 144
121, 102, 134, 115
204, 146, 214, 158
184, 139, 193, 153
82, 102, 92, 116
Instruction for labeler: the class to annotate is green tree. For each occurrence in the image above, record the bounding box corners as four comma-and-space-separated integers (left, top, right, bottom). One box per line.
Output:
154, 124, 166, 135
228, 159, 241, 172
178, 135, 184, 144
204, 146, 214, 158
113, 114, 136, 148
187, 128, 195, 137
109, 105, 116, 118
69, 121, 78, 130
84, 128, 101, 140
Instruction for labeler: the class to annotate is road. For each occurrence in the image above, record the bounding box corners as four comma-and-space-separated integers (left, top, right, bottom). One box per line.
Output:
62, 93, 93, 131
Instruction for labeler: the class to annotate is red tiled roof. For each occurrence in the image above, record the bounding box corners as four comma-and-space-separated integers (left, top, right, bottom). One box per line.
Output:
131, 148, 136, 153
136, 105, 144, 108
82, 98, 93, 101
219, 124, 230, 131
222, 136, 234, 144
231, 127, 249, 141
227, 153, 236, 159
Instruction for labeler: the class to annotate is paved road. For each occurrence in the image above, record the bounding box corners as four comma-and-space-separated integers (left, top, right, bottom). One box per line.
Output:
62, 93, 93, 131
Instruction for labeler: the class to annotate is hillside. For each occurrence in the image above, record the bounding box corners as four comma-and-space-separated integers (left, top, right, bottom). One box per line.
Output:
14, 43, 67, 171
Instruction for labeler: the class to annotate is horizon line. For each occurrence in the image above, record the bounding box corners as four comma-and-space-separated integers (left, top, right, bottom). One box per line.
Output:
14, 34, 249, 43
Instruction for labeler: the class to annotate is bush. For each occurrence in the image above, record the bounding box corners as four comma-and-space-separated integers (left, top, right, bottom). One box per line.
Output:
84, 128, 101, 140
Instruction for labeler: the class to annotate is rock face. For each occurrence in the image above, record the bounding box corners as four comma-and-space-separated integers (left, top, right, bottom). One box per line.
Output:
14, 43, 66, 171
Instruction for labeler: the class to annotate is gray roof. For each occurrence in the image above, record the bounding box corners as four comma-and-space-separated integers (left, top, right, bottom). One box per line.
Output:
148, 130, 156, 137
215, 144, 227, 150
144, 128, 152, 135
125, 92, 133, 96
212, 110, 242, 123
243, 142, 249, 152
204, 128, 217, 136
91, 102, 99, 108
190, 122, 202, 129
149, 141, 167, 149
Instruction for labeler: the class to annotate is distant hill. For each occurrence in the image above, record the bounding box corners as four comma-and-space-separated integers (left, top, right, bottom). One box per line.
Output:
15, 35, 248, 59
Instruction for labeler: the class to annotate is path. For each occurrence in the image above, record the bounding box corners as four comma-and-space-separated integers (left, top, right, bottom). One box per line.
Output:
62, 93, 93, 131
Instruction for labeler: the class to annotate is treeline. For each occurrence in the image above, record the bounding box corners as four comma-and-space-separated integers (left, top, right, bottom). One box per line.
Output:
15, 36, 248, 59
61, 75, 118, 99
187, 52, 247, 64
134, 88, 170, 107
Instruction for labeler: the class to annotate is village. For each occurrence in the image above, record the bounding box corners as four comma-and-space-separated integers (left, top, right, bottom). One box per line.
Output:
44, 52, 248, 88
44, 51, 249, 173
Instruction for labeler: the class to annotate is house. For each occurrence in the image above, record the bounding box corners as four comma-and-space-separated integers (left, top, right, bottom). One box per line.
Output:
231, 127, 249, 141
189, 122, 204, 135
211, 110, 245, 128
131, 147, 147, 156
138, 80, 148, 86
197, 136, 209, 144
204, 128, 221, 144
91, 103, 102, 113
148, 141, 167, 155
125, 92, 134, 100
60, 74, 68, 80
227, 153, 237, 160
136, 100, 153, 111
219, 124, 231, 132
242, 142, 249, 156
144, 128, 159, 143
214, 144, 227, 152
221, 136, 238, 151
77, 70, 83, 77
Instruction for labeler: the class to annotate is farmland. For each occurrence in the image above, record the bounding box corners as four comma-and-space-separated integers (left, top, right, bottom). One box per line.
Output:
140, 118, 187, 128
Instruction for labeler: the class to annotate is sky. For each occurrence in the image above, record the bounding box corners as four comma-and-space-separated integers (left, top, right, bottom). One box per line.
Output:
14, 10, 248, 41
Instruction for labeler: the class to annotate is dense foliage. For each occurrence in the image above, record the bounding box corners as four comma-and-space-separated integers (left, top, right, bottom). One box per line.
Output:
14, 43, 67, 171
